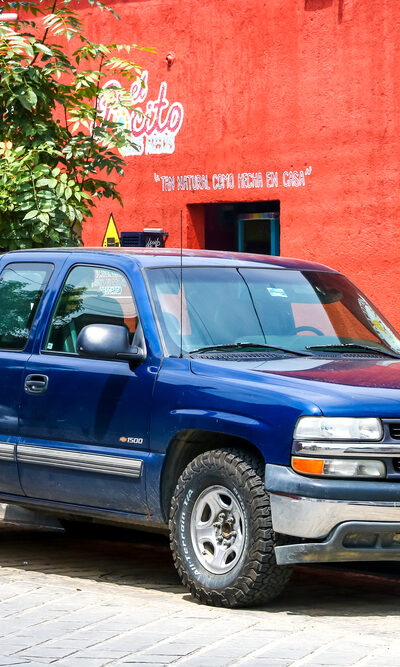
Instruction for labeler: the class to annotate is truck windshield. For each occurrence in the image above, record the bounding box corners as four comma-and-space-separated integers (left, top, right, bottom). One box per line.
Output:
146, 267, 400, 357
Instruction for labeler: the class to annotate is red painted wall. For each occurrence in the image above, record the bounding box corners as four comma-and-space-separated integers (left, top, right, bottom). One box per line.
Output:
78, 0, 400, 328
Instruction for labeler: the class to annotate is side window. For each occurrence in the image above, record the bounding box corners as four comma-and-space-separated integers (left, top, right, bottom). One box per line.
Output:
0, 262, 53, 350
45, 265, 138, 354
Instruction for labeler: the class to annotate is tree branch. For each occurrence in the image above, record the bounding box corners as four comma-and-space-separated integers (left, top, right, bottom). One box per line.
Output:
30, 0, 57, 66
80, 53, 104, 187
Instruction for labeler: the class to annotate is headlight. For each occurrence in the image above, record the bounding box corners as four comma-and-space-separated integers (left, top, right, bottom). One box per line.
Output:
292, 456, 386, 479
294, 417, 383, 441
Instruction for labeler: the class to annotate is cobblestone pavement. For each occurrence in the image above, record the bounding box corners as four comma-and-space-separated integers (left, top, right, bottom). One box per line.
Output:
0, 522, 399, 667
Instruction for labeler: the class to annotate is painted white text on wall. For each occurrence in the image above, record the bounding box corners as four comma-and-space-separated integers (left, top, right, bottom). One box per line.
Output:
97, 71, 184, 156
154, 167, 313, 192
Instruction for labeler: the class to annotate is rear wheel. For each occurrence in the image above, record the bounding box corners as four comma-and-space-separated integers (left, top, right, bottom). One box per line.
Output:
169, 449, 292, 608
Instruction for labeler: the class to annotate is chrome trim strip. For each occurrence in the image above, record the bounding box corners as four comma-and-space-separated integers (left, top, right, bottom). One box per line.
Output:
0, 442, 15, 462
17, 445, 143, 478
269, 492, 400, 539
293, 439, 400, 458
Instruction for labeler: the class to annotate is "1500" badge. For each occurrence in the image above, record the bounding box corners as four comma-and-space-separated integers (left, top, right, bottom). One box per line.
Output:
119, 436, 144, 445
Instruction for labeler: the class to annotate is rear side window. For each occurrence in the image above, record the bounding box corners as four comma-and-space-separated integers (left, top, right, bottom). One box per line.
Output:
45, 264, 138, 354
0, 262, 53, 350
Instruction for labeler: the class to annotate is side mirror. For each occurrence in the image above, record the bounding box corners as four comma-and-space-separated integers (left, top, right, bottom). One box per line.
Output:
77, 324, 146, 363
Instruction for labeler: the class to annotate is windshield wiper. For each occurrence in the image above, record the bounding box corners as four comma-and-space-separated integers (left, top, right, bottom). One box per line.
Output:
190, 342, 309, 356
306, 343, 400, 359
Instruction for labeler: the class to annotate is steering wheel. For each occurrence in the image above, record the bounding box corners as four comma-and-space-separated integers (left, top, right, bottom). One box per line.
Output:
294, 326, 324, 336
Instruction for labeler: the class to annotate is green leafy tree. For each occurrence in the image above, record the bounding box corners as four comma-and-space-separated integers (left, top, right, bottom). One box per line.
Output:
0, 1, 153, 249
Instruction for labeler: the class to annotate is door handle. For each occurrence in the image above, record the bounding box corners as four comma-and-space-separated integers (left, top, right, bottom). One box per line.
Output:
24, 374, 49, 395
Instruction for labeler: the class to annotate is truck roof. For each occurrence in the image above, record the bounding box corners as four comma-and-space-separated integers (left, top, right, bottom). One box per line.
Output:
6, 247, 337, 272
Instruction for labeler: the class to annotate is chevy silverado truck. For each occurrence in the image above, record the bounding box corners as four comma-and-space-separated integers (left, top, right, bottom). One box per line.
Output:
1, 247, 400, 607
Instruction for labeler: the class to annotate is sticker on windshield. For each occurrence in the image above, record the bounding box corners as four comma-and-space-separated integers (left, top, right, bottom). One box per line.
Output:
358, 296, 400, 353
267, 287, 288, 298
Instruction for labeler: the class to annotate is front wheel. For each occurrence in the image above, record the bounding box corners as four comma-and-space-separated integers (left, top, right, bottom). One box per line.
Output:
169, 449, 292, 608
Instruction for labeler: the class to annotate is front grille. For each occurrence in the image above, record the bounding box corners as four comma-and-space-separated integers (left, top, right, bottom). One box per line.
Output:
393, 459, 400, 473
390, 424, 400, 440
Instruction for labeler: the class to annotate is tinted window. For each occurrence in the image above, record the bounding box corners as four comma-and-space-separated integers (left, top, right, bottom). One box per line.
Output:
0, 262, 53, 350
45, 265, 138, 354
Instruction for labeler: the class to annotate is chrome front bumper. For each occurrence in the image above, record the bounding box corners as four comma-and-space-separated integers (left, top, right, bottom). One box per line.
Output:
265, 464, 400, 565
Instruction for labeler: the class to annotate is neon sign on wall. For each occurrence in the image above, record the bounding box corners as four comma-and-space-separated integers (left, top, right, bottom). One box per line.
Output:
97, 71, 184, 156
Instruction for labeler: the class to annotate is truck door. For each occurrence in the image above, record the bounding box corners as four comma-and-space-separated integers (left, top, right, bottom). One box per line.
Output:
0, 260, 53, 495
18, 262, 158, 514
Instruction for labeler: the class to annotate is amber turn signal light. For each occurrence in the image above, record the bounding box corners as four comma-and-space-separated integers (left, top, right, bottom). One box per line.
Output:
292, 457, 325, 475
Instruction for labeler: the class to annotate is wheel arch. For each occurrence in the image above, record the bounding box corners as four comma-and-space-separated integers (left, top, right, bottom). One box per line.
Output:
160, 429, 264, 522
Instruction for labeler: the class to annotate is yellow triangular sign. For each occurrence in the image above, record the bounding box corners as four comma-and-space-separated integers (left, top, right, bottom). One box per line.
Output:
102, 213, 120, 247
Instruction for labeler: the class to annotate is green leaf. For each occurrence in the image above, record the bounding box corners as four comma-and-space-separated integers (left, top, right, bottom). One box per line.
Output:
35, 43, 54, 56
36, 178, 57, 188
32, 165, 50, 176
16, 94, 32, 111
23, 210, 39, 221
26, 88, 37, 106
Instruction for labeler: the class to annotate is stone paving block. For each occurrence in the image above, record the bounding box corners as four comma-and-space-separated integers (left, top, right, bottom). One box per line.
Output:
12, 629, 68, 643
140, 642, 202, 657
14, 646, 78, 660
67, 629, 121, 640
211, 630, 286, 655
0, 645, 31, 658
181, 646, 249, 662
94, 616, 169, 632
37, 639, 105, 652
120, 655, 180, 664
361, 659, 400, 667
257, 644, 320, 660
301, 645, 377, 665
0, 639, 32, 649
11, 660, 53, 666
300, 664, 359, 667
99, 634, 172, 653
52, 659, 112, 667
66, 649, 130, 661
0, 655, 32, 664
176, 663, 220, 667
117, 663, 168, 667
243, 661, 293, 667
302, 656, 369, 666
182, 657, 241, 667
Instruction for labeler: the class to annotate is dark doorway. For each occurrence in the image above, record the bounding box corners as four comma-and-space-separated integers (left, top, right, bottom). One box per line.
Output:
203, 201, 280, 255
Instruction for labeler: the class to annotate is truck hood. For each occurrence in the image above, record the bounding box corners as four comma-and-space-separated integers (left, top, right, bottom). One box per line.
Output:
190, 355, 400, 417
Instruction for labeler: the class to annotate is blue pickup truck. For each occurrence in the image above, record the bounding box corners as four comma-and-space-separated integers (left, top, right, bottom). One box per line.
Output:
1, 246, 400, 607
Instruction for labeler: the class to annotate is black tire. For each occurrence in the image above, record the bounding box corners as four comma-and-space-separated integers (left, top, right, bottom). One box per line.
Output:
169, 448, 292, 608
